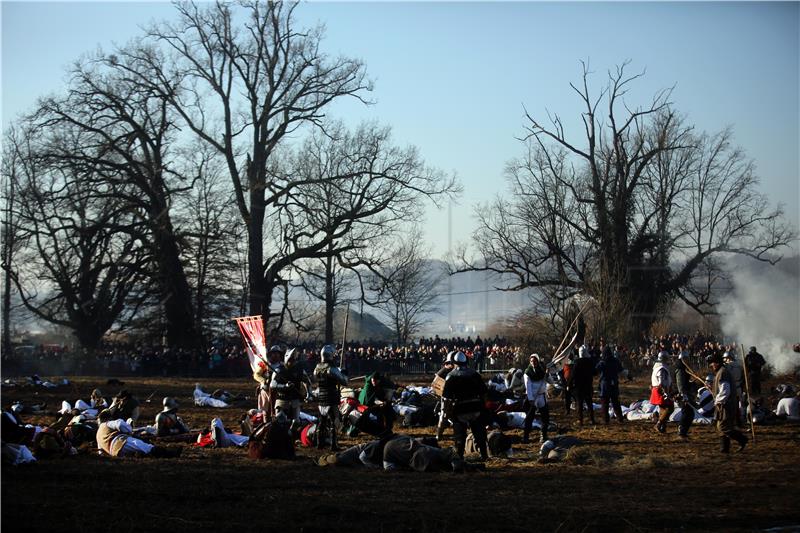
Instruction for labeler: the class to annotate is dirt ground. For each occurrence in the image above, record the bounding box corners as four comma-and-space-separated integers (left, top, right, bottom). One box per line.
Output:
2, 372, 799, 533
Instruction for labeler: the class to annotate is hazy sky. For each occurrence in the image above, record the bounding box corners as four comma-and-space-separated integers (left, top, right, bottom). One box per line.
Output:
3, 1, 799, 257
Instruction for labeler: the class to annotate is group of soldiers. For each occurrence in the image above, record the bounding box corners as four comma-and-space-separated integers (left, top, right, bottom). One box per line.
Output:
252, 344, 348, 451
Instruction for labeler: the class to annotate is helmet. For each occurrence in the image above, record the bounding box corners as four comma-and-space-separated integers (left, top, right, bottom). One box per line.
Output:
539, 439, 556, 457
162, 397, 179, 411
578, 345, 590, 358
445, 351, 456, 364
453, 351, 467, 365
749, 346, 757, 353
268, 344, 284, 355
705, 373, 714, 383
320, 344, 336, 362
529, 353, 540, 363
723, 351, 735, 361
284, 348, 296, 365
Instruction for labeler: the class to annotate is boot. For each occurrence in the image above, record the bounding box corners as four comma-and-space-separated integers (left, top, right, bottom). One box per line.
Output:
330, 429, 339, 452
719, 436, 731, 454
521, 429, 530, 444
540, 431, 548, 444
733, 431, 748, 453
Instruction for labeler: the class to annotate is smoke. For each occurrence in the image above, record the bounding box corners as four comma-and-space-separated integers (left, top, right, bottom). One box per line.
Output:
720, 256, 800, 375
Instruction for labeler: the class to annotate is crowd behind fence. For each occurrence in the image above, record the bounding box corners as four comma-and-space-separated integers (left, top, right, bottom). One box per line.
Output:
1, 331, 726, 379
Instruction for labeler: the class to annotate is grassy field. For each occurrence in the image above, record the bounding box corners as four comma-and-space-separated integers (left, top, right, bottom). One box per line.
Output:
2, 373, 799, 532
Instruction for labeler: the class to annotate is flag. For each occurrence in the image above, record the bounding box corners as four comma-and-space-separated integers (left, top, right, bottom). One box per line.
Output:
233, 315, 268, 373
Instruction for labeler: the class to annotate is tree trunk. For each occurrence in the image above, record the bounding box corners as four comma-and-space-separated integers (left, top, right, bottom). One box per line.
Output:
150, 208, 198, 348
248, 189, 266, 317
2, 178, 14, 356
324, 254, 334, 344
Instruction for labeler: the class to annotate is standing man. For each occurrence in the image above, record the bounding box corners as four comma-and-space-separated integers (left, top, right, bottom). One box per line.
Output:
253, 344, 284, 414
723, 350, 745, 423
745, 346, 767, 395
559, 350, 576, 415
596, 346, 624, 424
573, 345, 596, 425
270, 349, 313, 422
523, 354, 550, 444
434, 351, 456, 441
708, 353, 748, 453
442, 351, 488, 460
674, 351, 692, 400
314, 344, 348, 451
650, 353, 674, 433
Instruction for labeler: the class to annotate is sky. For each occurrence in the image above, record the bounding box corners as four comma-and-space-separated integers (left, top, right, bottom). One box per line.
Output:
2, 1, 799, 258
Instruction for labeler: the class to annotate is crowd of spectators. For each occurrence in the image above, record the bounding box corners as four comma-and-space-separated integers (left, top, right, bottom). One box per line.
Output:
3, 335, 524, 377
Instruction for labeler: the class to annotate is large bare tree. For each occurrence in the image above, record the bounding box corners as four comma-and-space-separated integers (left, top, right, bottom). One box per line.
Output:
455, 62, 795, 337
121, 1, 373, 328
27, 49, 203, 347
4, 126, 149, 350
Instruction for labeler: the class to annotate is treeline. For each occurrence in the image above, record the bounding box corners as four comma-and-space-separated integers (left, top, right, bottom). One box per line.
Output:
1, 1, 457, 353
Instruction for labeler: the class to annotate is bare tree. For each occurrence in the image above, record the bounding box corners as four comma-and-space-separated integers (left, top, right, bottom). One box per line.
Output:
372, 234, 444, 345
28, 50, 201, 347
455, 62, 795, 337
122, 1, 373, 326
4, 126, 149, 350
288, 122, 457, 342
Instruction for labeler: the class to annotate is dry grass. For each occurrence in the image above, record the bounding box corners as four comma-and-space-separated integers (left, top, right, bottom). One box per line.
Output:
2, 372, 800, 532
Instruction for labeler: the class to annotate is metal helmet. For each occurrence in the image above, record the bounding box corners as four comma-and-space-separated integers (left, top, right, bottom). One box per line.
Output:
723, 351, 735, 361
445, 351, 456, 364
539, 439, 556, 457
705, 373, 715, 384
162, 397, 179, 410
284, 348, 297, 365
453, 351, 468, 365
268, 344, 284, 355
320, 344, 336, 362
578, 345, 590, 359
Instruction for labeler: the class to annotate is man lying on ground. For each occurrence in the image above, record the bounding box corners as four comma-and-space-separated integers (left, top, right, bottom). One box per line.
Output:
96, 409, 180, 458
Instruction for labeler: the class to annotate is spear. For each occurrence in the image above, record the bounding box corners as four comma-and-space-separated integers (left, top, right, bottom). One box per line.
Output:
340, 303, 350, 369
740, 344, 757, 445
552, 299, 591, 365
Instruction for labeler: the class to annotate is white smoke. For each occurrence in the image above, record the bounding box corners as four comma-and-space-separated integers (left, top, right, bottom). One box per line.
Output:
720, 256, 800, 375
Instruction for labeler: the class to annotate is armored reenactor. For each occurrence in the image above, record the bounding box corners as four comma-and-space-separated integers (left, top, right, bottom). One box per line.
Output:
254, 344, 285, 414
154, 397, 190, 437
270, 348, 312, 422
313, 344, 348, 451
434, 351, 456, 441
442, 351, 488, 460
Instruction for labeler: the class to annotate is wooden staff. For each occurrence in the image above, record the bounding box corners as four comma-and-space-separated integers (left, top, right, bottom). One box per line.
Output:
681, 359, 711, 391
740, 344, 757, 445
340, 303, 350, 369
552, 299, 591, 361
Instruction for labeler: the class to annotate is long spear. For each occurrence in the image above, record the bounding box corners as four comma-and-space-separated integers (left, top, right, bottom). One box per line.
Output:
340, 303, 350, 369
552, 299, 591, 365
740, 344, 757, 445
681, 359, 711, 391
